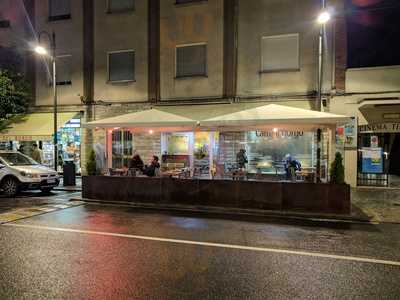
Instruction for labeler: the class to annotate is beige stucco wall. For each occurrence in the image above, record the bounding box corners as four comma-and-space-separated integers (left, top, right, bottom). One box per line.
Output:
34, 0, 83, 106
93, 0, 148, 102
0, 0, 27, 48
160, 0, 224, 100
346, 66, 400, 94
237, 0, 333, 97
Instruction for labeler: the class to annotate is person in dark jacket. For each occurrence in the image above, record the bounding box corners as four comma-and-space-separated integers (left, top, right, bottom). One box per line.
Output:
143, 155, 160, 177
128, 153, 144, 171
236, 149, 248, 169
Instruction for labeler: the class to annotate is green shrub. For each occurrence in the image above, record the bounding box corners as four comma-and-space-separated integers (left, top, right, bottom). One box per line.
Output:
330, 152, 345, 184
86, 149, 97, 176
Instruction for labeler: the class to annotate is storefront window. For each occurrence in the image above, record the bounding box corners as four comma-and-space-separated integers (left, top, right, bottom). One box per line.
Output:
112, 130, 133, 168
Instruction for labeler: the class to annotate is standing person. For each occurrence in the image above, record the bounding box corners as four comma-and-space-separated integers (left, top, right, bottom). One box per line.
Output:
31, 143, 43, 164
236, 149, 248, 169
143, 155, 160, 177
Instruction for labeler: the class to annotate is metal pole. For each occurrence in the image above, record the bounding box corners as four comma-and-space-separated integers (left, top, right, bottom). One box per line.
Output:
317, 0, 327, 112
52, 32, 58, 171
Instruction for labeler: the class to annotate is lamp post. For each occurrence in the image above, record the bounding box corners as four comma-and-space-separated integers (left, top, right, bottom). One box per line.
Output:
34, 31, 58, 171
315, 4, 331, 183
316, 4, 331, 111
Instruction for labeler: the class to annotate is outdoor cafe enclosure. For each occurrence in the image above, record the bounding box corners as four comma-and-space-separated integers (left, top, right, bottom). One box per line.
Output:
85, 103, 349, 182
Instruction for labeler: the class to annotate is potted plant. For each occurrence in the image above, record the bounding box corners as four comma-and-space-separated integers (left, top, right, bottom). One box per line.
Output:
86, 149, 97, 176
330, 152, 345, 184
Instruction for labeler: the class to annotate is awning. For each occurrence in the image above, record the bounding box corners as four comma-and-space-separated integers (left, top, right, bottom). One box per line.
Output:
201, 104, 350, 129
0, 112, 78, 141
84, 108, 198, 130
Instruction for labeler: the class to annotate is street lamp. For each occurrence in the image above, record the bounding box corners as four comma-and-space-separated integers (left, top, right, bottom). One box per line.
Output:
316, 7, 331, 112
34, 31, 58, 171
315, 5, 331, 183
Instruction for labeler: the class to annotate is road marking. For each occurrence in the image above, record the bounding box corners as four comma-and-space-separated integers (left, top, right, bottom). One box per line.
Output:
0, 201, 84, 224
4, 223, 400, 267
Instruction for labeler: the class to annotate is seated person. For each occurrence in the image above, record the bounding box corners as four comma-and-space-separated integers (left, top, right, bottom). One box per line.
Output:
143, 156, 160, 177
128, 153, 144, 171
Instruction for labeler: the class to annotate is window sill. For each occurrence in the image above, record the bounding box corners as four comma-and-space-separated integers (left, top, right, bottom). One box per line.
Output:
106, 9, 135, 15
48, 15, 71, 22
107, 79, 136, 84
175, 0, 208, 7
259, 68, 300, 74
56, 81, 72, 86
175, 75, 208, 80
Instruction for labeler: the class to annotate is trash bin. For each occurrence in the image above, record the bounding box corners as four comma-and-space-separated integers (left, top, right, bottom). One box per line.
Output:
63, 160, 76, 186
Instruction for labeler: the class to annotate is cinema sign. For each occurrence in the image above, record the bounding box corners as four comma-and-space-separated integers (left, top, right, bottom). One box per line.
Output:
358, 123, 400, 134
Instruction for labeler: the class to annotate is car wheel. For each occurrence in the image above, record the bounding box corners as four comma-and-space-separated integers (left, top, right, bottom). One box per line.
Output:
2, 177, 19, 197
40, 187, 53, 194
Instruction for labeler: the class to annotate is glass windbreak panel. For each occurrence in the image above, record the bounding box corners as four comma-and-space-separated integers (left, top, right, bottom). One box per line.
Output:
112, 130, 132, 168
194, 132, 211, 178
245, 131, 313, 174
216, 130, 314, 180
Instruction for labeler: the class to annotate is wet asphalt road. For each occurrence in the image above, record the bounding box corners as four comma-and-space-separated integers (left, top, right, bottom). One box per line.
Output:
0, 193, 400, 299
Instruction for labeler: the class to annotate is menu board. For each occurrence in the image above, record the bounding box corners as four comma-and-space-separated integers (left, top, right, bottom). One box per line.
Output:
362, 147, 383, 174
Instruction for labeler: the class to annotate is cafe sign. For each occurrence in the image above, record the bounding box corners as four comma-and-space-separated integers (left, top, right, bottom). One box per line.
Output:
255, 130, 304, 138
359, 123, 400, 134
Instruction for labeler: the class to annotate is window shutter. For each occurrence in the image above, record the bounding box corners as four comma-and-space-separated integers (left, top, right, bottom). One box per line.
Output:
56, 56, 72, 85
109, 51, 135, 82
108, 0, 135, 12
176, 44, 207, 77
49, 0, 71, 18
261, 34, 299, 72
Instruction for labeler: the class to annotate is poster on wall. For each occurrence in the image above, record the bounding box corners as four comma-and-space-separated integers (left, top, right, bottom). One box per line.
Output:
336, 117, 357, 150
370, 136, 379, 148
362, 147, 383, 174
344, 117, 357, 149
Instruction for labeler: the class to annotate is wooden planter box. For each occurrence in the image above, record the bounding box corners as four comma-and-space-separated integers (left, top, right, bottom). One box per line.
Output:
83, 176, 351, 215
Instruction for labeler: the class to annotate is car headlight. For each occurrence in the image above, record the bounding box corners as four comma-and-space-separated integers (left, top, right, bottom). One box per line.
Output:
20, 172, 39, 178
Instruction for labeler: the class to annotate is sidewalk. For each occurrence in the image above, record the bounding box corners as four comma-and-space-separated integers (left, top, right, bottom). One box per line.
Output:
55, 177, 82, 192
351, 187, 400, 223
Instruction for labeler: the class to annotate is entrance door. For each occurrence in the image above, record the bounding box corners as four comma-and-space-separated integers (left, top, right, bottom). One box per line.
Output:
388, 133, 400, 186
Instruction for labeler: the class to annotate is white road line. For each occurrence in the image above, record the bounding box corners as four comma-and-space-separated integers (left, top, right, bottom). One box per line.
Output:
4, 223, 400, 267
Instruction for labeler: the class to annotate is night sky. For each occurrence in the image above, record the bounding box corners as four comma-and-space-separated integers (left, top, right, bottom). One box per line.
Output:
346, 0, 400, 68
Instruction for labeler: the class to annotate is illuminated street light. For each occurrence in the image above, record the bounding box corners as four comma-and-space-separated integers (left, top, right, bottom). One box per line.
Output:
317, 11, 331, 24
34, 45, 48, 55
33, 31, 58, 171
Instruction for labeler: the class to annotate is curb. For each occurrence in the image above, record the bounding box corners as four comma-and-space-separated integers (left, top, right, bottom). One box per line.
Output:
71, 197, 379, 224
54, 187, 82, 192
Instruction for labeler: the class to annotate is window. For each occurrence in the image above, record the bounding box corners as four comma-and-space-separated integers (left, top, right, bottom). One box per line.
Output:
112, 130, 133, 168
49, 0, 71, 21
0, 20, 10, 28
176, 44, 207, 78
108, 50, 135, 82
56, 55, 72, 85
108, 0, 135, 13
176, 0, 206, 4
261, 34, 299, 72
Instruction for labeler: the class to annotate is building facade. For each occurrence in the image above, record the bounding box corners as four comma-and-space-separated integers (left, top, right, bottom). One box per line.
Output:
4, 0, 397, 188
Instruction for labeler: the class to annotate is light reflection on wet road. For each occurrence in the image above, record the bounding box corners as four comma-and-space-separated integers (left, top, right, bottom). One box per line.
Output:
0, 201, 400, 299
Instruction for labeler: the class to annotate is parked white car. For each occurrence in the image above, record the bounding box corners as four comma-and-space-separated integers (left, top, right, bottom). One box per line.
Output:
0, 151, 59, 196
